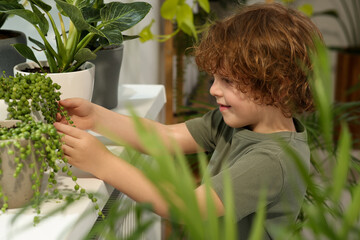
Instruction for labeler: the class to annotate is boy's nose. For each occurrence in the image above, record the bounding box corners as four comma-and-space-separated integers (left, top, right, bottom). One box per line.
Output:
209, 78, 221, 97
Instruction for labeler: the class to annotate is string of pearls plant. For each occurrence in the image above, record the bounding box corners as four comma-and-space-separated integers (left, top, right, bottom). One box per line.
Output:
0, 73, 103, 224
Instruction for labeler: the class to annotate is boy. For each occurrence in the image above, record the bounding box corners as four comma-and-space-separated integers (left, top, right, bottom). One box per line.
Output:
54, 3, 323, 239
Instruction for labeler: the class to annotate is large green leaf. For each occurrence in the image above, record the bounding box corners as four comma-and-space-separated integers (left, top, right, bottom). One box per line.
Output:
58, 0, 97, 18
176, 3, 197, 38
54, 0, 103, 36
95, 2, 151, 45
160, 0, 179, 20
100, 2, 151, 31
81, 6, 101, 24
30, 3, 49, 35
28, 36, 46, 50
298, 3, 313, 17
198, 0, 210, 13
74, 47, 97, 63
0, 8, 40, 26
72, 0, 97, 10
11, 43, 40, 66
99, 24, 124, 45
28, 0, 52, 12
0, 1, 24, 11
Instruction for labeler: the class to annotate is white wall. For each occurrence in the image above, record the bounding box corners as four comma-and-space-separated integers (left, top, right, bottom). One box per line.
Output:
115, 0, 161, 85
2, 0, 162, 85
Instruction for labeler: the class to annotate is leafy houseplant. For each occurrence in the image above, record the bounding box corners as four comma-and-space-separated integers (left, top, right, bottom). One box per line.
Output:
0, 0, 27, 76
0, 73, 102, 224
0, 0, 152, 73
83, 0, 137, 109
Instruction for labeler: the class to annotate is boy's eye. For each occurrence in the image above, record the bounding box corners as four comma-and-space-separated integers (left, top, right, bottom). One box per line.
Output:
222, 78, 232, 85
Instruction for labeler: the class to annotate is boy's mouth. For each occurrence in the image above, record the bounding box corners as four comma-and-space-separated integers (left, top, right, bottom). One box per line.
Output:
219, 104, 231, 111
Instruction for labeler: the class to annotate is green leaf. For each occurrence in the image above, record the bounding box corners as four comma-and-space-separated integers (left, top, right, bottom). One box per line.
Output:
74, 48, 97, 63
298, 4, 313, 17
100, 2, 152, 31
30, 3, 49, 35
28, 0, 52, 12
223, 170, 237, 240
11, 43, 41, 66
176, 3, 197, 39
73, 0, 98, 10
97, 24, 124, 45
44, 49, 58, 73
309, 39, 333, 151
161, 0, 179, 20
139, 20, 154, 42
341, 182, 360, 238
81, 6, 101, 23
249, 188, 267, 240
0, 8, 40, 26
197, 0, 210, 13
331, 123, 351, 203
0, 1, 24, 11
123, 35, 139, 41
54, 0, 89, 31
199, 153, 219, 240
28, 36, 46, 50
95, 2, 151, 45
54, 0, 101, 35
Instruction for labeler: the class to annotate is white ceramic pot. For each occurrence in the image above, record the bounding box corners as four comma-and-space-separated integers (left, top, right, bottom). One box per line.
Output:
13, 61, 95, 101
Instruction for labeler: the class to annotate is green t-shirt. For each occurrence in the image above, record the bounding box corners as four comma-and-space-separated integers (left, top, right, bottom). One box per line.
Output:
185, 109, 310, 239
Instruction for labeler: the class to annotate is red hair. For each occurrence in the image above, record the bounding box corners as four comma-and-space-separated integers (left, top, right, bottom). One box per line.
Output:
195, 3, 323, 116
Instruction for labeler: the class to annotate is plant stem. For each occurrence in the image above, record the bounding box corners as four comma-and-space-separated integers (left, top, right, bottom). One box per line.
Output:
58, 12, 68, 46
45, 10, 66, 68
65, 21, 80, 70
76, 33, 96, 53
33, 25, 59, 69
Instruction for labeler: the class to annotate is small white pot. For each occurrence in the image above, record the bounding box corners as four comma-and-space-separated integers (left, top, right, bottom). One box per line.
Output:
13, 61, 95, 101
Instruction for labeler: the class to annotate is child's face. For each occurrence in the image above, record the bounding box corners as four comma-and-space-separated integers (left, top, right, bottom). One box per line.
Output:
210, 74, 263, 129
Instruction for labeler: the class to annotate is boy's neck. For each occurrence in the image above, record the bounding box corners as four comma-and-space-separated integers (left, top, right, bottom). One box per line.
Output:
250, 107, 296, 134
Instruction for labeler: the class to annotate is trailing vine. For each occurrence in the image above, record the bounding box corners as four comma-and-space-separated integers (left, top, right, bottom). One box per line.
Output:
0, 73, 103, 224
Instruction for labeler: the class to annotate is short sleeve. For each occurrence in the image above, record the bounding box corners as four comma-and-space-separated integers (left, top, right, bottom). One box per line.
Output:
211, 149, 285, 220
185, 109, 225, 152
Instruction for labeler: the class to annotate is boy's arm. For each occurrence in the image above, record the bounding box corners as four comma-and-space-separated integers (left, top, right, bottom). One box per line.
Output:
55, 123, 224, 219
92, 105, 201, 154
97, 150, 225, 219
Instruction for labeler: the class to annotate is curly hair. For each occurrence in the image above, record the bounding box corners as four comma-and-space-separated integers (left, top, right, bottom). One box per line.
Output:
194, 3, 323, 117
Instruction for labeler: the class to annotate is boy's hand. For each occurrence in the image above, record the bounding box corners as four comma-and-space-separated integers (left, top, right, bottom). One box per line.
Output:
54, 122, 112, 177
57, 98, 96, 130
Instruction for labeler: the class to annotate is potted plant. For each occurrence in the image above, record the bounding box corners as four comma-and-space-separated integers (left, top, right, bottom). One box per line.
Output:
0, 0, 151, 101
0, 73, 102, 224
84, 0, 142, 109
0, 0, 26, 76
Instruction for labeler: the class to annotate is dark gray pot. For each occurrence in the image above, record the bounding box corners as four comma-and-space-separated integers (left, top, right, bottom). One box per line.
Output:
0, 30, 26, 77
90, 45, 124, 109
